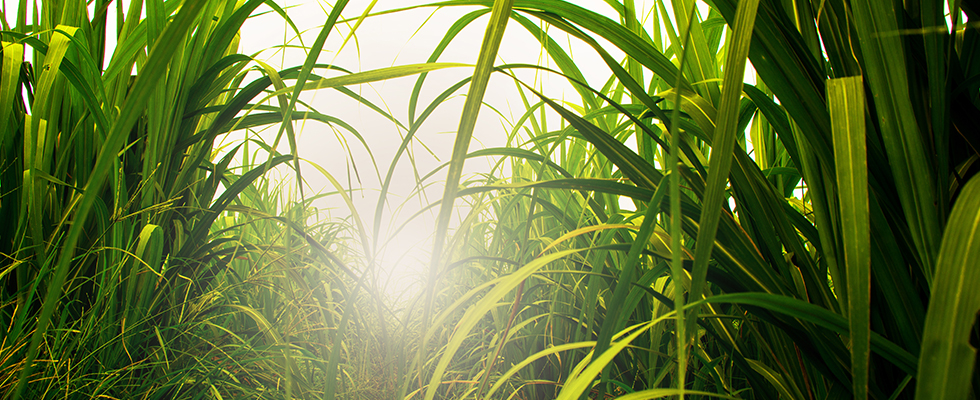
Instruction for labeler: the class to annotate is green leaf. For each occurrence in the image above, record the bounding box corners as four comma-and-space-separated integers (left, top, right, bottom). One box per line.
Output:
0, 41, 23, 134
746, 359, 806, 400
915, 174, 980, 399
851, 0, 941, 280
421, 2, 515, 391
12, 1, 210, 397
694, 293, 917, 374
556, 318, 671, 400
424, 249, 578, 400
687, 0, 759, 341
829, 75, 869, 400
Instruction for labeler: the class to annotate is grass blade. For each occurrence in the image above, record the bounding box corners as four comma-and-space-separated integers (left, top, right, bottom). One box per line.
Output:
0, 41, 22, 132
686, 0, 759, 343
914, 174, 980, 399
828, 75, 869, 399
851, 0, 941, 279
421, 0, 514, 377
11, 1, 210, 396
424, 249, 577, 400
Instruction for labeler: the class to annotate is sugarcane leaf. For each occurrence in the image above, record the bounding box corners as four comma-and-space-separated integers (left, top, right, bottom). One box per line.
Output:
851, 0, 941, 279
687, 0, 759, 323
829, 75, 869, 399
423, 3, 515, 399
915, 174, 980, 399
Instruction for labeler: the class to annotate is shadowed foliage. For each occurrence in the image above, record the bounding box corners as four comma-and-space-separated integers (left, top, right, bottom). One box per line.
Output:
393, 0, 980, 399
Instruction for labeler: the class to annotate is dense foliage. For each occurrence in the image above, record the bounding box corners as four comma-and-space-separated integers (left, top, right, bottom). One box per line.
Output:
2, 0, 979, 399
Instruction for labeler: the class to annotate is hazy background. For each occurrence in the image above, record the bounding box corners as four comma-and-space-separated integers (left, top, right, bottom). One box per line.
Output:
233, 0, 624, 302
1, 0, 657, 301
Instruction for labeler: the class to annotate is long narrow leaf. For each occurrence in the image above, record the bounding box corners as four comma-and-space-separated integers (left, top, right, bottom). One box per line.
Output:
422, 0, 514, 372
687, 0, 759, 332
915, 174, 980, 399
829, 75, 869, 399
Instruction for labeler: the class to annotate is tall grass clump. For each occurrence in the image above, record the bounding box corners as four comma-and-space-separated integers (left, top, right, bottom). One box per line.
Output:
0, 0, 468, 398
389, 0, 980, 399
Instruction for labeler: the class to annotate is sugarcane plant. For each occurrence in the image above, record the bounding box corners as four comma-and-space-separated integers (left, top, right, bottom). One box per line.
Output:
0, 0, 474, 398
396, 0, 980, 399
